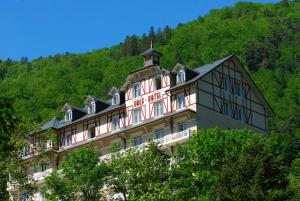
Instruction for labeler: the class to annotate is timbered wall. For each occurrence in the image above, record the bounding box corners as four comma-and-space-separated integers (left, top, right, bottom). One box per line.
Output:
195, 59, 268, 133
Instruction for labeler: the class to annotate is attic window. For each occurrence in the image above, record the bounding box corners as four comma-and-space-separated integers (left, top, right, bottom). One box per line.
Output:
112, 93, 120, 105
65, 110, 72, 122
154, 75, 162, 90
88, 102, 96, 114
176, 70, 185, 83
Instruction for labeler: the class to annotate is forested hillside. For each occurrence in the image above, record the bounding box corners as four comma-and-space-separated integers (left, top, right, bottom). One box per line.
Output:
0, 1, 299, 135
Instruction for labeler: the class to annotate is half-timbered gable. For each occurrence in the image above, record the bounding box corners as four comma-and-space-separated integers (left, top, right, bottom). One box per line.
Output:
10, 47, 275, 201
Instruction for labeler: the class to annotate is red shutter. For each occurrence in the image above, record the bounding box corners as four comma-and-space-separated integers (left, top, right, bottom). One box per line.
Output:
141, 80, 146, 95
72, 130, 77, 143
162, 94, 169, 113
127, 106, 133, 126
149, 102, 154, 119
171, 95, 177, 112
184, 88, 191, 106
162, 75, 169, 88
126, 87, 132, 100
120, 112, 125, 128
141, 105, 146, 120
148, 78, 153, 93
107, 116, 112, 132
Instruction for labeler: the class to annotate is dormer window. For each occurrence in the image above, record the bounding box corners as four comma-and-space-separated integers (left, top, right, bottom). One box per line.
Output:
176, 70, 185, 83
88, 102, 96, 114
133, 83, 141, 98
154, 76, 162, 90
112, 93, 120, 105
65, 110, 72, 122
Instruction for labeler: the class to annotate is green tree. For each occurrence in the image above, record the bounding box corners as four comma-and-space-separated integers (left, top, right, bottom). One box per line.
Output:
107, 143, 171, 201
45, 146, 109, 201
212, 141, 288, 201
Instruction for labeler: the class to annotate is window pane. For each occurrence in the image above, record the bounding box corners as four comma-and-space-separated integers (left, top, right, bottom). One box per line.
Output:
134, 109, 141, 124
154, 101, 162, 117
155, 129, 164, 139
155, 76, 161, 90
134, 136, 143, 146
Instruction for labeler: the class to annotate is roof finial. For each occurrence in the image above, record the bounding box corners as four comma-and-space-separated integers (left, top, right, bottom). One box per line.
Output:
150, 39, 153, 49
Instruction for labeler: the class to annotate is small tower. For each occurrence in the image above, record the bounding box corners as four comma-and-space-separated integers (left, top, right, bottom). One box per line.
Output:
140, 41, 163, 67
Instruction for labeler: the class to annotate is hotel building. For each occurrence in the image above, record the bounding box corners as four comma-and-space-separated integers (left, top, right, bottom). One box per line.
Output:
8, 47, 274, 201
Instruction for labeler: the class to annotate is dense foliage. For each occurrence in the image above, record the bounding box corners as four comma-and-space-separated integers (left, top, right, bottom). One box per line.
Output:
0, 1, 298, 131
44, 129, 300, 201
1, 0, 300, 200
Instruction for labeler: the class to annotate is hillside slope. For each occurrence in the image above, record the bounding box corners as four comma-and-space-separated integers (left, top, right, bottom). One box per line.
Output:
0, 1, 299, 133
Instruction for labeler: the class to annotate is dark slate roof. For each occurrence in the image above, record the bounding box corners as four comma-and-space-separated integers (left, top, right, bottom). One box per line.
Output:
41, 117, 61, 130
193, 55, 233, 75
58, 103, 126, 128
167, 55, 234, 91
140, 48, 163, 57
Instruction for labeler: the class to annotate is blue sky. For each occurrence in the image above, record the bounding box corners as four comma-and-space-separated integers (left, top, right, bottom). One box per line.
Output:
0, 0, 278, 60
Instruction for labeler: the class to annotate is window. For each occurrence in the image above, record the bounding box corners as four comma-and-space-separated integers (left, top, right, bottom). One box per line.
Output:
88, 102, 96, 114
133, 109, 142, 124
236, 81, 243, 97
224, 101, 231, 117
65, 110, 72, 122
224, 77, 230, 92
112, 116, 120, 131
66, 133, 72, 146
154, 101, 163, 117
176, 70, 185, 83
88, 126, 96, 139
155, 129, 164, 140
154, 76, 162, 90
19, 193, 29, 201
237, 106, 244, 122
112, 93, 120, 105
178, 94, 185, 109
41, 163, 48, 172
133, 83, 141, 98
134, 136, 143, 146
178, 122, 187, 132
21, 144, 30, 157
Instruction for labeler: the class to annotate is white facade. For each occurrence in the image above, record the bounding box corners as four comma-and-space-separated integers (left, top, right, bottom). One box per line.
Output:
8, 50, 274, 201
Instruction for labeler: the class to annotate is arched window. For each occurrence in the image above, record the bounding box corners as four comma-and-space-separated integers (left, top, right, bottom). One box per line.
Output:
88, 102, 96, 114
176, 70, 185, 83
65, 110, 72, 122
112, 93, 120, 105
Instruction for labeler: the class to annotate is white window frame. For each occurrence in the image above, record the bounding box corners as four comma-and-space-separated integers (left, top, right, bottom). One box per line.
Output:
154, 101, 163, 117
112, 93, 120, 105
133, 82, 141, 98
154, 75, 162, 90
88, 102, 96, 114
112, 116, 120, 131
65, 110, 72, 122
177, 94, 186, 110
133, 109, 142, 124
176, 70, 185, 83
178, 122, 188, 132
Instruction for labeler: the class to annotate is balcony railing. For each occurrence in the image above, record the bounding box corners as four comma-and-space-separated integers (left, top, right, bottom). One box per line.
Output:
33, 168, 53, 181
99, 130, 191, 161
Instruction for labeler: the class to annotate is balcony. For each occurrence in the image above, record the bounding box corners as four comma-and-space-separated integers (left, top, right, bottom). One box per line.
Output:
99, 130, 191, 161
33, 168, 53, 182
